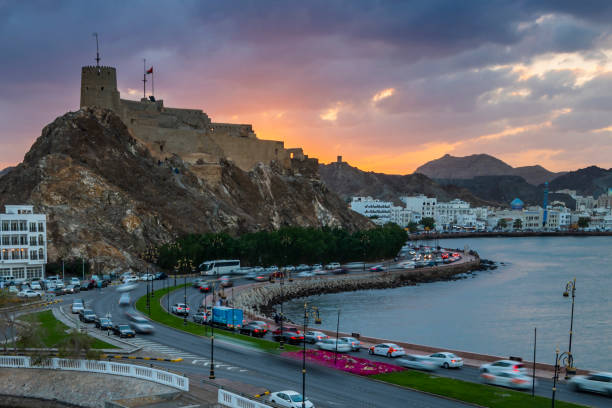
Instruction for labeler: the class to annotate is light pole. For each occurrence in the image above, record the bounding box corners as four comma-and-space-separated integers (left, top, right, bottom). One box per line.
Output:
302, 302, 320, 408
552, 347, 573, 407
209, 309, 215, 379
562, 278, 577, 377
279, 272, 285, 350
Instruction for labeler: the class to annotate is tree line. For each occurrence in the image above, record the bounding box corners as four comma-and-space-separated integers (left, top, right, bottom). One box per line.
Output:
156, 224, 407, 271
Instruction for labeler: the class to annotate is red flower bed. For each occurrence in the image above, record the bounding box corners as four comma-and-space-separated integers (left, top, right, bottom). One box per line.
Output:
283, 349, 405, 376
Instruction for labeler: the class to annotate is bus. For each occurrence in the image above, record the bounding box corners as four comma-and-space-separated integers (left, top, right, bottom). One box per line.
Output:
199, 260, 241, 276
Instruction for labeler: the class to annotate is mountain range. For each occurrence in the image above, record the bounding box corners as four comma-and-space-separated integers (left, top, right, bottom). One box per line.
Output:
415, 154, 565, 185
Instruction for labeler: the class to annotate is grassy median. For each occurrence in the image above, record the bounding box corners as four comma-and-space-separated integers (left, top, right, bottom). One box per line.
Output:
373, 371, 586, 408
135, 283, 299, 353
18, 310, 117, 349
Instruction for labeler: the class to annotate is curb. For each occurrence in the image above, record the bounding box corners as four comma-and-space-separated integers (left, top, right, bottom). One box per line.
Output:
102, 355, 183, 362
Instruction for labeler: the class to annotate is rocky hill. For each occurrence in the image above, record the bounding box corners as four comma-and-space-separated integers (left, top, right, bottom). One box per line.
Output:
319, 161, 496, 207
415, 154, 564, 185
0, 167, 13, 177
548, 166, 612, 197
0, 108, 371, 271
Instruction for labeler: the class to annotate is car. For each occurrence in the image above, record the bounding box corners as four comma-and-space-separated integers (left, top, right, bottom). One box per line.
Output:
30, 281, 42, 290
369, 265, 385, 272
126, 314, 154, 334
8, 285, 19, 294
428, 352, 464, 368
63, 284, 79, 294
219, 276, 233, 288
140, 274, 154, 281
316, 338, 351, 353
272, 329, 304, 344
297, 271, 314, 278
481, 371, 533, 390
369, 343, 406, 358
94, 316, 113, 330
80, 280, 94, 290
269, 391, 314, 408
304, 330, 329, 344
249, 321, 270, 331
192, 312, 208, 324
118, 293, 131, 306
254, 275, 268, 282
50, 287, 65, 296
239, 323, 267, 337
479, 360, 527, 375
324, 262, 340, 270
192, 278, 205, 288
79, 309, 97, 323
112, 324, 135, 338
568, 372, 612, 395
171, 303, 190, 316
339, 337, 361, 351
199, 282, 212, 293
154, 272, 167, 280
17, 289, 42, 298
397, 354, 438, 371
123, 276, 139, 284
70, 277, 80, 286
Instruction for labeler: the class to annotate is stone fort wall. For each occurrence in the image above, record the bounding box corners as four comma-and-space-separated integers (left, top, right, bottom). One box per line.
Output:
79, 65, 311, 175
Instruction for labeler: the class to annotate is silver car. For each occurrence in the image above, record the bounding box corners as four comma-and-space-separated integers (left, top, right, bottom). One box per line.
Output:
339, 337, 361, 351
397, 355, 438, 371
304, 331, 329, 344
569, 372, 612, 395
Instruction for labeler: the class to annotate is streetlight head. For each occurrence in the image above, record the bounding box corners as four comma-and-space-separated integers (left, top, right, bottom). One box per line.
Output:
563, 291, 569, 297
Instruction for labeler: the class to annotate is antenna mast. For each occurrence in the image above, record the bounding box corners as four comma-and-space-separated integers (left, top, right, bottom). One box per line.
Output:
93, 32, 101, 67
142, 58, 147, 99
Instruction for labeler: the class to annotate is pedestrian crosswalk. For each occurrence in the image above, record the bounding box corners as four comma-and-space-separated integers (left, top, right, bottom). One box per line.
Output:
122, 337, 247, 372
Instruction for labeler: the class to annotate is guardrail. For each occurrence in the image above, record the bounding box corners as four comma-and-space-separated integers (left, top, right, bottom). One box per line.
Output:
218, 389, 273, 408
0, 355, 189, 391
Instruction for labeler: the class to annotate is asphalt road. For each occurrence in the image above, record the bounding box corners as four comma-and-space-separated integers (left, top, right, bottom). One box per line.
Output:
63, 279, 611, 408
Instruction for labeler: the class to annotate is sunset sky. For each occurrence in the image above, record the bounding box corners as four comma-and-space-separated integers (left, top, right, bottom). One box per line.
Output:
2, 1, 612, 174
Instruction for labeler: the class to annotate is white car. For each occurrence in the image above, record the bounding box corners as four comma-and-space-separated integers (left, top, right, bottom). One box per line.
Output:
369, 343, 406, 358
124, 276, 139, 284
481, 371, 533, 390
71, 301, 84, 313
568, 372, 612, 395
428, 352, 464, 368
17, 289, 42, 298
118, 293, 131, 306
339, 337, 361, 351
324, 262, 340, 270
140, 274, 154, 281
397, 355, 438, 371
304, 331, 329, 344
400, 261, 415, 269
297, 271, 314, 278
479, 360, 527, 375
30, 281, 42, 290
269, 391, 314, 408
316, 338, 351, 353
171, 303, 190, 316
70, 277, 80, 286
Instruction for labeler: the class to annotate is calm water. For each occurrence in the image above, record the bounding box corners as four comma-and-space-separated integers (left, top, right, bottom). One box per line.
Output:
284, 236, 612, 371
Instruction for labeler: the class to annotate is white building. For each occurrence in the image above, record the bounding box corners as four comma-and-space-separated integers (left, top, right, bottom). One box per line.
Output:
350, 197, 392, 225
390, 206, 413, 227
400, 195, 437, 218
435, 199, 477, 229
0, 205, 47, 280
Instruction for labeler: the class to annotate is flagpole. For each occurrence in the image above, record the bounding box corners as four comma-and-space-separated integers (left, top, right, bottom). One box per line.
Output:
152, 70, 154, 99
142, 58, 147, 99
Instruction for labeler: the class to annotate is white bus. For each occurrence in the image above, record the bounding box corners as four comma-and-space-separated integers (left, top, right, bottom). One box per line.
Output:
199, 260, 241, 276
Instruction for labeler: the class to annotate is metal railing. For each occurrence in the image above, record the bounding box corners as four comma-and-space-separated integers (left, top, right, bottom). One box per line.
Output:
0, 355, 189, 391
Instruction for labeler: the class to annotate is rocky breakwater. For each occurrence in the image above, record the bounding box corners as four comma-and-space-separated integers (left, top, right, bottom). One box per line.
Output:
233, 255, 480, 318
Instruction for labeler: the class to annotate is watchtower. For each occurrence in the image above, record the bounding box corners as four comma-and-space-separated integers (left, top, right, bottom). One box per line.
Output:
80, 66, 121, 112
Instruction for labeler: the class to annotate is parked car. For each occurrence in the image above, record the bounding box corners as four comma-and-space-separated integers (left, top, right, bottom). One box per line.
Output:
30, 281, 42, 290
79, 309, 97, 323
94, 316, 113, 330
568, 372, 612, 395
171, 303, 190, 316
239, 323, 267, 337
339, 337, 361, 351
316, 338, 351, 353
192, 312, 208, 324
304, 331, 329, 344
63, 284, 79, 294
369, 265, 385, 272
481, 371, 533, 390
324, 262, 340, 270
50, 287, 65, 296
70, 277, 80, 286
397, 355, 438, 371
479, 360, 527, 375
269, 391, 314, 408
123, 276, 139, 284
140, 274, 154, 281
112, 324, 135, 338
297, 271, 315, 278
17, 289, 42, 298
428, 352, 464, 369
154, 272, 167, 280
368, 343, 406, 358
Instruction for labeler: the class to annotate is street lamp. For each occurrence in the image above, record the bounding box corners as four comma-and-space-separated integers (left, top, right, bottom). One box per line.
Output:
563, 278, 577, 377
552, 347, 574, 407
301, 302, 320, 408
279, 271, 285, 350
175, 257, 193, 326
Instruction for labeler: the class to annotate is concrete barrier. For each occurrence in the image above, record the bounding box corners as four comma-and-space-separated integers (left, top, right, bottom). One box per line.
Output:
218, 389, 273, 408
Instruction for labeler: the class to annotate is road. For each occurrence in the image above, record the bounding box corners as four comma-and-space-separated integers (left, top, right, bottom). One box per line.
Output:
62, 279, 611, 408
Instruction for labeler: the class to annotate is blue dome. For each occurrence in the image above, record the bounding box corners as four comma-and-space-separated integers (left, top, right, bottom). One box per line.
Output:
510, 198, 524, 210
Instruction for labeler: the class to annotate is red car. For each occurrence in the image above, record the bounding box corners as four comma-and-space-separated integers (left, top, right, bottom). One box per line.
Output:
199, 283, 212, 293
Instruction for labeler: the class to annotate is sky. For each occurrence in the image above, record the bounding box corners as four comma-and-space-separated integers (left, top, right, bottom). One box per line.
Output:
2, 0, 612, 174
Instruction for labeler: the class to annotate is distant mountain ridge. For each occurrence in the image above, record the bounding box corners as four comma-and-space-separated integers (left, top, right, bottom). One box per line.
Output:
319, 161, 497, 207
0, 167, 14, 177
415, 154, 565, 185
548, 166, 612, 197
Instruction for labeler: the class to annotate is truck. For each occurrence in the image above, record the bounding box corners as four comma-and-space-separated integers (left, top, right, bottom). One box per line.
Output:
211, 306, 243, 330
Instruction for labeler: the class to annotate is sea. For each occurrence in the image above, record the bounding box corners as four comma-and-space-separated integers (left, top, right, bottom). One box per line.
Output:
283, 236, 612, 371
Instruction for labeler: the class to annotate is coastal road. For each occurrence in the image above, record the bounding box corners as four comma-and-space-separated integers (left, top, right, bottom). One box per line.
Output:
68, 280, 611, 408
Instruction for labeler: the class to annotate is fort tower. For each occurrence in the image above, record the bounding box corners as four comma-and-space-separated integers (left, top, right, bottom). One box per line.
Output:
80, 66, 121, 111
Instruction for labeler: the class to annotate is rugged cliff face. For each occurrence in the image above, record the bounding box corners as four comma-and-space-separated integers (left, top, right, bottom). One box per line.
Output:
0, 108, 371, 271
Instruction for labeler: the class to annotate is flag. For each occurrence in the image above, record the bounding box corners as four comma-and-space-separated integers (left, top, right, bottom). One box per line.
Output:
146, 67, 153, 74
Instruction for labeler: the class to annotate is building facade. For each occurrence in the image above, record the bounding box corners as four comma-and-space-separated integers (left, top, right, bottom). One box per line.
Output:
350, 197, 392, 225
400, 195, 437, 218
0, 205, 47, 280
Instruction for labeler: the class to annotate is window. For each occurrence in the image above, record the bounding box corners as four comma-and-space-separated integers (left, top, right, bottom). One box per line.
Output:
27, 267, 42, 279
1, 236, 8, 246
20, 235, 27, 245
1, 250, 7, 260
30, 251, 37, 260
11, 236, 18, 245
29, 223, 37, 232
19, 221, 27, 231
12, 268, 24, 279
0, 268, 10, 277
38, 248, 44, 260
30, 236, 36, 246
11, 221, 18, 231
38, 222, 44, 232
38, 235, 44, 246
1, 221, 8, 231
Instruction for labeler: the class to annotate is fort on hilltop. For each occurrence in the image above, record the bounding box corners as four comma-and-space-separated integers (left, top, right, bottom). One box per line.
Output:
80, 65, 316, 180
